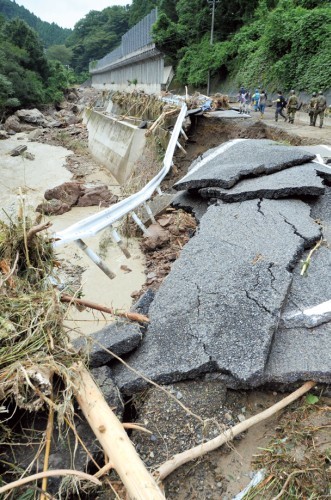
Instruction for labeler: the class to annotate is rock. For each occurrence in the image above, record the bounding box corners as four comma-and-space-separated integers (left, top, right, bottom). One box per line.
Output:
77, 185, 118, 207
0, 130, 9, 140
174, 139, 315, 191
112, 199, 321, 394
199, 163, 325, 203
44, 181, 83, 206
28, 128, 44, 141
16, 108, 48, 126
4, 115, 34, 132
72, 320, 142, 368
36, 199, 71, 215
141, 223, 170, 251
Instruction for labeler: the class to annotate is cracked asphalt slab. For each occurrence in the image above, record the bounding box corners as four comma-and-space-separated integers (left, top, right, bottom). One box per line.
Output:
198, 163, 325, 203
112, 199, 321, 393
173, 139, 316, 191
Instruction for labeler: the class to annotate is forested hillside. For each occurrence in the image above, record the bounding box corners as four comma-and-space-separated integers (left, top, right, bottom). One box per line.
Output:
151, 0, 331, 92
0, 16, 75, 117
0, 0, 71, 46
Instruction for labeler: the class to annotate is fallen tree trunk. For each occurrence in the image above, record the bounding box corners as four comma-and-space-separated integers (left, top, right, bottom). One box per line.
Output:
157, 381, 316, 480
73, 362, 165, 499
60, 294, 149, 323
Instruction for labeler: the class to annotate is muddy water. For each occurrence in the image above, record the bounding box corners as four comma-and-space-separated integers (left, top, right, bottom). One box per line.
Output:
0, 133, 72, 217
0, 132, 146, 337
51, 207, 145, 337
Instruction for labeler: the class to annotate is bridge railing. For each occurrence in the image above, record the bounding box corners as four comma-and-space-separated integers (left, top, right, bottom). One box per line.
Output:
52, 103, 188, 279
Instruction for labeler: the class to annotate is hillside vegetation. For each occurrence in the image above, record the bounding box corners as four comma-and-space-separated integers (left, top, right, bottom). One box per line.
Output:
152, 0, 331, 92
0, 0, 71, 46
0, 0, 329, 118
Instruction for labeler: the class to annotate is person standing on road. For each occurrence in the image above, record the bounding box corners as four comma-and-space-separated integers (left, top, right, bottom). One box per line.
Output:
273, 91, 287, 122
258, 90, 267, 118
251, 89, 260, 112
313, 91, 327, 128
286, 90, 299, 124
308, 92, 317, 126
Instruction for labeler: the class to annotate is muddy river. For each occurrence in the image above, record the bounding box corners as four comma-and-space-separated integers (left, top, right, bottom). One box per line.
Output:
0, 132, 146, 336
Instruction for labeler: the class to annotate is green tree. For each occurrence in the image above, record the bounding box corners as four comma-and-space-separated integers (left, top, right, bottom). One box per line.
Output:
46, 45, 73, 66
67, 6, 130, 73
128, 0, 158, 26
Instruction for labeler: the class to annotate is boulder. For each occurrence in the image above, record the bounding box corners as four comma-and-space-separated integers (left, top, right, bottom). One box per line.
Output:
16, 108, 48, 126
44, 182, 83, 206
4, 115, 34, 132
36, 199, 71, 215
77, 185, 118, 207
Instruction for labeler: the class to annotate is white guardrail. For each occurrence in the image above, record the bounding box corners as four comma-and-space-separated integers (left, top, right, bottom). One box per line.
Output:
52, 103, 188, 279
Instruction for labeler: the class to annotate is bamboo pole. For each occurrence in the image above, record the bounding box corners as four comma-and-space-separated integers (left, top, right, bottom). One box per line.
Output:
157, 381, 316, 480
73, 362, 165, 500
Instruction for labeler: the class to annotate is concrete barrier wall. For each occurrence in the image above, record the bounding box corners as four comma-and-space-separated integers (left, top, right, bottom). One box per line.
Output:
86, 110, 146, 184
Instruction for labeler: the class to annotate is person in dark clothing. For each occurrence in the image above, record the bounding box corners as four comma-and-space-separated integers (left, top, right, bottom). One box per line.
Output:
313, 91, 327, 128
308, 92, 317, 126
273, 91, 287, 122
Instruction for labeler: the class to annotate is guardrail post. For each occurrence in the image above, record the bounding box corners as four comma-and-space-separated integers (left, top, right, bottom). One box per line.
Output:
130, 211, 151, 236
111, 228, 131, 259
143, 202, 156, 224
75, 239, 116, 279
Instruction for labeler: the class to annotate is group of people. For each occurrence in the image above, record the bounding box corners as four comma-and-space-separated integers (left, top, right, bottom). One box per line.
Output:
237, 87, 328, 128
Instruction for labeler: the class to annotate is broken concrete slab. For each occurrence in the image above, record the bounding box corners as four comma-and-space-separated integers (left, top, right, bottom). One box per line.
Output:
72, 320, 142, 368
174, 139, 315, 191
199, 163, 325, 203
112, 199, 320, 393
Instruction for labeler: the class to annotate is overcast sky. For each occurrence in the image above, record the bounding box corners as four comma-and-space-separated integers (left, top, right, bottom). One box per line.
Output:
17, 1, 131, 29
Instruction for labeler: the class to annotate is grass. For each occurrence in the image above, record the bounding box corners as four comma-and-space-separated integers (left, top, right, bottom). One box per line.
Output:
245, 395, 331, 499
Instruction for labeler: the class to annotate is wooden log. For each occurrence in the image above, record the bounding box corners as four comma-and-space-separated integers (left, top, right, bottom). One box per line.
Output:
10, 145, 27, 157
60, 294, 149, 323
73, 362, 165, 499
157, 381, 316, 480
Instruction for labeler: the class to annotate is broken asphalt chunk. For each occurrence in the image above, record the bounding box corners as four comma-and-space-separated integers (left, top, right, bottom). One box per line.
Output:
199, 163, 325, 203
174, 139, 315, 191
112, 199, 320, 393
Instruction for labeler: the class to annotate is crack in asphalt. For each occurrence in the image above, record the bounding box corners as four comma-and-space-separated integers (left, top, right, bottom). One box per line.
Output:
245, 289, 272, 315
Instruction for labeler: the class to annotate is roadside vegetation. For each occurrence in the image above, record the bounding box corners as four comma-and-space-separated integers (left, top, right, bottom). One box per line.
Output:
0, 0, 329, 120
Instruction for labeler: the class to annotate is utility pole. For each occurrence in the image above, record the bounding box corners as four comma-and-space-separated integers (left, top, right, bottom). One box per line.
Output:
207, 0, 219, 96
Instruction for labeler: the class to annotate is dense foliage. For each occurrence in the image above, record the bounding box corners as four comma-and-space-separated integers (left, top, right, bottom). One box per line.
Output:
0, 0, 71, 47
66, 6, 130, 74
0, 16, 74, 117
154, 0, 331, 92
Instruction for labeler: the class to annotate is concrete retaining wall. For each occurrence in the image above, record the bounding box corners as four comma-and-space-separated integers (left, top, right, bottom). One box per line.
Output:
86, 110, 146, 184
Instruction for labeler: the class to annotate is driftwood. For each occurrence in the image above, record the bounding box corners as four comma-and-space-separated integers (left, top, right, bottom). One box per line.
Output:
27, 221, 52, 242
60, 294, 149, 323
157, 381, 316, 480
0, 469, 102, 495
73, 362, 165, 499
145, 109, 179, 137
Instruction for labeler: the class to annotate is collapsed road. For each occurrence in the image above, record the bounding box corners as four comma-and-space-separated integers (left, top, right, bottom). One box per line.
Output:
80, 138, 331, 393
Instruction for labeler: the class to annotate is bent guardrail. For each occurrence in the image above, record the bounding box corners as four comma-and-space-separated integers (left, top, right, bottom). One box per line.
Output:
52, 103, 188, 279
